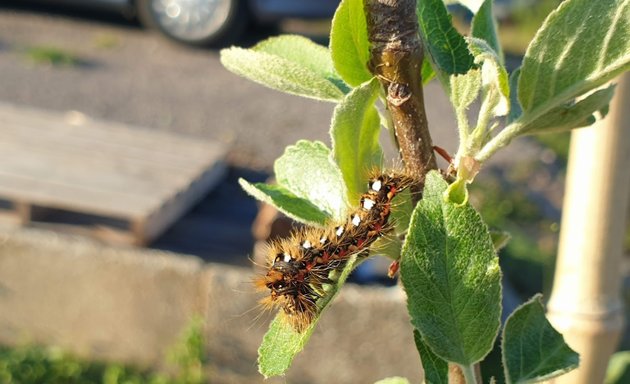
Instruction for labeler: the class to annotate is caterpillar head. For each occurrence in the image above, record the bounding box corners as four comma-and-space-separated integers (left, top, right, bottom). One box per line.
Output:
263, 253, 304, 298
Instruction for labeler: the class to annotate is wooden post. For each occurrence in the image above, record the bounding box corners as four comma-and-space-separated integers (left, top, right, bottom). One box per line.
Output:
546, 74, 630, 383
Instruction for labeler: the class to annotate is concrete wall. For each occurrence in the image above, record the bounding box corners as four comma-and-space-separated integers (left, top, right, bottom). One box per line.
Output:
0, 227, 421, 383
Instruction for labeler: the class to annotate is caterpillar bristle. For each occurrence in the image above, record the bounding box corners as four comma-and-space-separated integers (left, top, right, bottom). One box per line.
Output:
255, 170, 417, 332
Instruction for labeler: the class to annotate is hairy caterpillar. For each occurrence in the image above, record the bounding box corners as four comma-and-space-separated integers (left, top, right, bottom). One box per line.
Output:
255, 171, 416, 332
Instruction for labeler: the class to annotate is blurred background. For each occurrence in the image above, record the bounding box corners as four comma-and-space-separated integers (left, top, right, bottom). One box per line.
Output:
0, 0, 628, 383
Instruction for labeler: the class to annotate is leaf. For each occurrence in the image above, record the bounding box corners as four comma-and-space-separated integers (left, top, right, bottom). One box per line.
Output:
258, 255, 361, 377
471, 0, 503, 61
331, 77, 383, 203
254, 35, 335, 78
450, 68, 481, 142
502, 294, 579, 383
220, 37, 346, 102
507, 68, 522, 124
422, 57, 437, 84
275, 140, 348, 222
330, 0, 372, 87
522, 85, 615, 134
468, 37, 510, 117
400, 171, 502, 365
606, 351, 630, 384
374, 377, 411, 384
414, 330, 448, 384
490, 229, 511, 252
518, 0, 630, 118
258, 314, 316, 378
417, 0, 475, 75
238, 180, 329, 226
450, 69, 482, 114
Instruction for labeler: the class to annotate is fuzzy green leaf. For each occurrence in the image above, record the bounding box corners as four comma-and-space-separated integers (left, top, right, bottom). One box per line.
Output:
331, 77, 383, 203
254, 35, 335, 77
330, 0, 372, 87
450, 68, 481, 142
508, 68, 522, 124
518, 0, 630, 118
400, 171, 502, 365
502, 294, 579, 383
417, 0, 475, 75
220, 37, 346, 102
471, 0, 502, 61
257, 314, 316, 378
258, 255, 361, 377
521, 85, 615, 134
238, 180, 329, 226
414, 330, 448, 384
468, 37, 510, 117
451, 69, 482, 115
274, 140, 348, 221
374, 377, 411, 384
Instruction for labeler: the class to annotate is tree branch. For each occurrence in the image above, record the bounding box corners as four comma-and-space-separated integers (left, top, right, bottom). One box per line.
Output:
364, 0, 437, 203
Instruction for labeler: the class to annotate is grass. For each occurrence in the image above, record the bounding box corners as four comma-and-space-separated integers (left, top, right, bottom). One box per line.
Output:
0, 317, 206, 384
24, 45, 78, 67
93, 33, 121, 50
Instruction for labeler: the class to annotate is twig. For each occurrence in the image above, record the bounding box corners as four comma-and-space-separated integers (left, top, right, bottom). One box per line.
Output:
364, 0, 437, 203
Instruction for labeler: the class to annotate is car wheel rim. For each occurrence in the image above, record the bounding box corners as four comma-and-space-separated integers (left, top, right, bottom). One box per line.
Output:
150, 0, 232, 41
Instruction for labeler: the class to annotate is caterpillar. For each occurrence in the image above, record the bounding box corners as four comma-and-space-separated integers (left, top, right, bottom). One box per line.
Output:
255, 171, 416, 332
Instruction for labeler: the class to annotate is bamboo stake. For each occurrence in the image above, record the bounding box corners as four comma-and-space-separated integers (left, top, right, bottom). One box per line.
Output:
546, 73, 630, 383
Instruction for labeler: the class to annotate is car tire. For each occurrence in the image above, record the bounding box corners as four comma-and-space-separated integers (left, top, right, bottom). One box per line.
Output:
137, 0, 248, 47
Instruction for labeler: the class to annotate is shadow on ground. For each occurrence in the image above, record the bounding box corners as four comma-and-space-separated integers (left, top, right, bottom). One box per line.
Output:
152, 166, 268, 266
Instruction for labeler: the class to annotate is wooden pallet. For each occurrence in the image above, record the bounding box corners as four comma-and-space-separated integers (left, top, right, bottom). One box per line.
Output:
0, 103, 227, 245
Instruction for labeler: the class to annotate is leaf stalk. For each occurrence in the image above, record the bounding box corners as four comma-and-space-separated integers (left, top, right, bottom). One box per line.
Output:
460, 364, 479, 384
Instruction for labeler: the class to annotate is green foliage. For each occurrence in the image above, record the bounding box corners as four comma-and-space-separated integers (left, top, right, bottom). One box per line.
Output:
606, 351, 630, 384
471, 0, 502, 61
25, 45, 77, 66
239, 140, 348, 225
220, 35, 347, 102
166, 317, 206, 384
417, 0, 475, 76
414, 330, 448, 384
401, 171, 502, 365
0, 318, 206, 384
477, 0, 630, 162
331, 77, 383, 202
239, 180, 331, 225
518, 0, 629, 115
330, 0, 372, 86
522, 85, 615, 134
220, 0, 630, 382
502, 295, 579, 383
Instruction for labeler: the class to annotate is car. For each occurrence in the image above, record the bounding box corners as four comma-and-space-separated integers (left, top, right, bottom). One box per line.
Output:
51, 0, 340, 46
